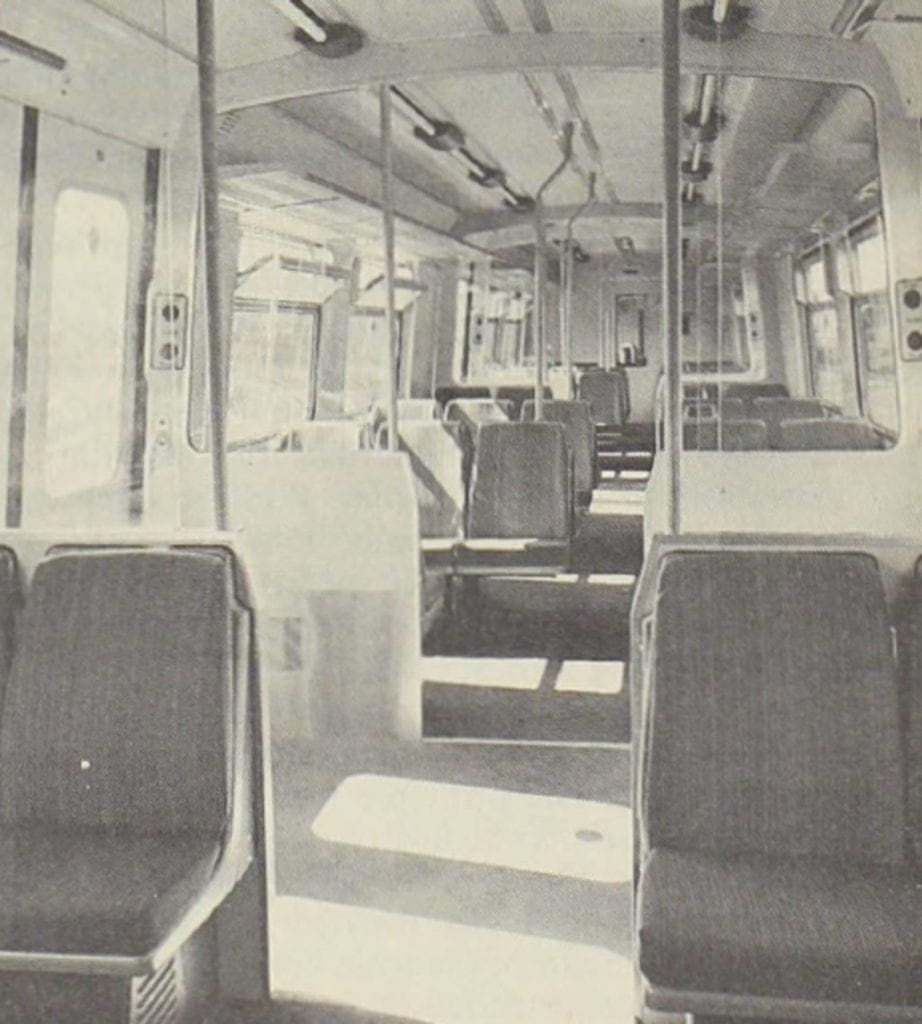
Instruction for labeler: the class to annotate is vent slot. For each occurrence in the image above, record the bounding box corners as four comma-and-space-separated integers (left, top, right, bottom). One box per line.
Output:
131, 958, 179, 1024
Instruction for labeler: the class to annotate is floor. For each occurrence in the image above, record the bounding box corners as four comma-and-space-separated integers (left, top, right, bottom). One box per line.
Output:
227, 467, 647, 1023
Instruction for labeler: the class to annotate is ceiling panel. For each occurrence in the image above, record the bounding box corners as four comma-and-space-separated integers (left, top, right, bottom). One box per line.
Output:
322, 0, 490, 42
568, 71, 664, 203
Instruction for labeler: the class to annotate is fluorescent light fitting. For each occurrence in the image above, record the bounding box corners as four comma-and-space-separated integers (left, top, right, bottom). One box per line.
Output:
712, 0, 731, 24
265, 0, 328, 42
699, 75, 717, 125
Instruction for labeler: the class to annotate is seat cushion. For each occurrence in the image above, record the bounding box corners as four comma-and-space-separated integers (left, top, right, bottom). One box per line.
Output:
640, 848, 922, 1006
0, 827, 219, 956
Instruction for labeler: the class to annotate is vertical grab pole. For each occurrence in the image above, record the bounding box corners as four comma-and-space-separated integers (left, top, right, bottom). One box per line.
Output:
563, 172, 597, 400
533, 217, 547, 418
663, 0, 682, 534
380, 84, 399, 452
195, 0, 229, 530
533, 123, 575, 419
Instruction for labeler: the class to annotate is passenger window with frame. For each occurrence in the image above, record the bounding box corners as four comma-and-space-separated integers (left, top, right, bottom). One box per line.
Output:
190, 225, 326, 451
45, 187, 130, 496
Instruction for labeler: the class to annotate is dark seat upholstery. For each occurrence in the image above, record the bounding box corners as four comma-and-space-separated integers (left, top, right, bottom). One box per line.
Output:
434, 385, 490, 408
752, 397, 829, 447
638, 550, 920, 1010
521, 399, 596, 505
0, 549, 240, 958
721, 381, 789, 406
466, 422, 570, 540
683, 418, 768, 450
0, 548, 19, 692
0, 829, 219, 956
492, 385, 551, 419
458, 422, 571, 572
641, 849, 922, 1005
578, 368, 629, 425
714, 396, 746, 419
777, 417, 885, 450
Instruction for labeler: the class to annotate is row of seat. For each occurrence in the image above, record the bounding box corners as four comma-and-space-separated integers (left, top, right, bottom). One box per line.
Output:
683, 396, 886, 450
0, 544, 263, 1020
434, 367, 632, 426
632, 542, 922, 1020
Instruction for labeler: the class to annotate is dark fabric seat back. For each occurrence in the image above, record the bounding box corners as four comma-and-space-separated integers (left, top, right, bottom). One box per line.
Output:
492, 385, 552, 419
0, 549, 19, 696
752, 397, 828, 446
721, 381, 790, 408
777, 418, 884, 450
646, 551, 904, 864
0, 550, 237, 837
521, 400, 595, 499
578, 369, 628, 425
716, 397, 746, 419
434, 385, 490, 408
683, 419, 768, 450
467, 422, 571, 540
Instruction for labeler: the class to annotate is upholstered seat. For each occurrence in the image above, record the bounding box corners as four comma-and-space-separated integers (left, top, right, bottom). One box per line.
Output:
0, 549, 240, 960
0, 829, 220, 956
637, 549, 921, 1012
641, 849, 922, 1006
522, 399, 596, 505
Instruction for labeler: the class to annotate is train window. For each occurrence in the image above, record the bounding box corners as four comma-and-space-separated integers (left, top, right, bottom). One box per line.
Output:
227, 299, 319, 447
683, 77, 894, 450
190, 223, 329, 450
342, 309, 403, 416
45, 187, 130, 496
457, 271, 534, 381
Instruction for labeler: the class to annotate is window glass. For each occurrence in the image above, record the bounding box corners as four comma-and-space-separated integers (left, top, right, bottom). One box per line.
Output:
190, 224, 325, 451
45, 188, 129, 496
853, 229, 887, 293
803, 254, 831, 304
850, 221, 897, 432
227, 299, 319, 447
342, 310, 402, 416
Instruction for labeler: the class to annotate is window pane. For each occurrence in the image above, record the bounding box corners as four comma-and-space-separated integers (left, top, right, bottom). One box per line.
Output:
853, 231, 887, 294
804, 255, 830, 304
227, 299, 318, 447
343, 311, 400, 416
45, 188, 129, 496
807, 306, 844, 407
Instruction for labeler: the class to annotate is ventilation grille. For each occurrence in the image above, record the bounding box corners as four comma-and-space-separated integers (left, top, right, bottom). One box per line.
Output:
130, 958, 179, 1024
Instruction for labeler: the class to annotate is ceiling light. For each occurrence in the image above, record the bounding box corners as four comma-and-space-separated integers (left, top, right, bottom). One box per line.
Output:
266, 0, 365, 57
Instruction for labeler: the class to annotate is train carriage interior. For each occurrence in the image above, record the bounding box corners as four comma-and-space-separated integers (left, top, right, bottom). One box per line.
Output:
1, 0, 922, 1021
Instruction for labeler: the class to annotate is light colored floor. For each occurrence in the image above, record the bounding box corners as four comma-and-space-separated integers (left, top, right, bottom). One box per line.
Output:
267, 739, 632, 1022
260, 472, 644, 1022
